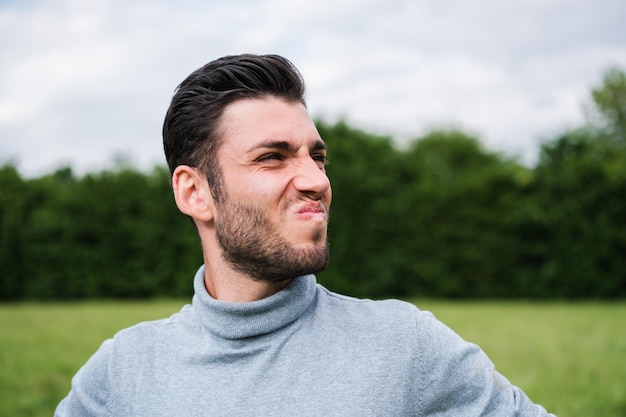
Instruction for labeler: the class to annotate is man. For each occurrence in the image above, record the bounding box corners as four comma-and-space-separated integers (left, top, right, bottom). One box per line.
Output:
55, 54, 556, 416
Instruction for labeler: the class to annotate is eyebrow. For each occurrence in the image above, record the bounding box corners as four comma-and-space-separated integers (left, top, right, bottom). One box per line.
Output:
247, 139, 327, 154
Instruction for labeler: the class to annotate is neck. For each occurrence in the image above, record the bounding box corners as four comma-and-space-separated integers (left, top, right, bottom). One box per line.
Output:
199, 229, 294, 302
204, 268, 293, 303
191, 266, 317, 340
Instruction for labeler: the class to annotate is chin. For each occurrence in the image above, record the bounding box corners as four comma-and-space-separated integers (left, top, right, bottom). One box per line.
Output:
288, 227, 326, 245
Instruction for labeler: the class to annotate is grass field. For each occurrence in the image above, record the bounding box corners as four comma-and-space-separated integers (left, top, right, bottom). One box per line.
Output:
1, 300, 624, 417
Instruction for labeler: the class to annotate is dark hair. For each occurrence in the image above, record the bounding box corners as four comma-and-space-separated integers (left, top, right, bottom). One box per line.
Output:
162, 54, 306, 202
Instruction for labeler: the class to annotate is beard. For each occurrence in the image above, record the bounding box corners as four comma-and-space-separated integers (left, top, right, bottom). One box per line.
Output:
214, 197, 330, 283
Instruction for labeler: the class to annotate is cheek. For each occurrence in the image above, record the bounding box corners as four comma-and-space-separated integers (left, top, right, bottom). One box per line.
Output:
239, 178, 287, 206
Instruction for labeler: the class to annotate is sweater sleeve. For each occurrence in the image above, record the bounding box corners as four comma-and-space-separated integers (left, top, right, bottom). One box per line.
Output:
414, 310, 556, 417
54, 339, 112, 417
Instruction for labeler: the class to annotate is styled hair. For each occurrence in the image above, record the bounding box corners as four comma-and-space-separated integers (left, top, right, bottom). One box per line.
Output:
162, 54, 306, 202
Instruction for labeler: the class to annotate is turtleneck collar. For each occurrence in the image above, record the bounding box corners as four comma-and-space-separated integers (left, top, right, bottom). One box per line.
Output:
191, 265, 317, 340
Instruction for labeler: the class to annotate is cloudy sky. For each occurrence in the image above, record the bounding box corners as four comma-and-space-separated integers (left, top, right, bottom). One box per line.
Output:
1, 0, 625, 177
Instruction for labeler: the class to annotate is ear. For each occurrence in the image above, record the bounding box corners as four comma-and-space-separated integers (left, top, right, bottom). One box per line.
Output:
172, 165, 215, 223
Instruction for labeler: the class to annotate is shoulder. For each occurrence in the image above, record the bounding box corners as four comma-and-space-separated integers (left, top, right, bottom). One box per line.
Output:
315, 283, 431, 315
108, 303, 196, 355
56, 304, 197, 415
313, 284, 440, 335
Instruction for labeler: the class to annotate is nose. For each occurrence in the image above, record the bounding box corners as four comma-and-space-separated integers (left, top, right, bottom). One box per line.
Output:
292, 156, 331, 200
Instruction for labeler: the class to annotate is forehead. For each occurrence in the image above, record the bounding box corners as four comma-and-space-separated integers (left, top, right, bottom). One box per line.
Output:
218, 96, 322, 152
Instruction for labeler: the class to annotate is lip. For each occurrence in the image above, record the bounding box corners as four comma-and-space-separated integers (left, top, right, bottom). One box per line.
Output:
298, 202, 325, 214
294, 202, 327, 220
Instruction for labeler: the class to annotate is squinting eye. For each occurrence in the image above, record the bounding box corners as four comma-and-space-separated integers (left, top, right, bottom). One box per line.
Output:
258, 153, 284, 162
312, 154, 328, 166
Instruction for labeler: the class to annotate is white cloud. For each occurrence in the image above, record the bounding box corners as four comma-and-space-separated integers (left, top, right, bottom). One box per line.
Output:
1, 0, 625, 176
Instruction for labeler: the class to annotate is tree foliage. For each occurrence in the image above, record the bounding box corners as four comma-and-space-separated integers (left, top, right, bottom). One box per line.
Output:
0, 166, 202, 300
590, 67, 626, 140
1, 68, 624, 300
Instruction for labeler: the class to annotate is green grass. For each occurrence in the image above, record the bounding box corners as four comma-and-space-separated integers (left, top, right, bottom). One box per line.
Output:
414, 300, 626, 417
1, 300, 624, 417
0, 300, 186, 417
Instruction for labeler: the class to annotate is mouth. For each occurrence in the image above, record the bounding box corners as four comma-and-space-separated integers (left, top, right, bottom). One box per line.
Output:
295, 201, 327, 221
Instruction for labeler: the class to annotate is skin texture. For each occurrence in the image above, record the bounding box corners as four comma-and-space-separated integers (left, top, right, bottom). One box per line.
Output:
172, 96, 332, 302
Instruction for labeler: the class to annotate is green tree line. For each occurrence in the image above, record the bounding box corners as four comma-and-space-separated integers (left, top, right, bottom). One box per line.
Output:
1, 68, 625, 300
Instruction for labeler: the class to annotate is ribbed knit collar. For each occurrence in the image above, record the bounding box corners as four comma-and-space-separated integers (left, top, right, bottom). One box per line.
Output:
191, 265, 317, 340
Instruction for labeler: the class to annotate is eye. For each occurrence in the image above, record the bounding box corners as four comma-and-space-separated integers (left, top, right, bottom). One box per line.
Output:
256, 153, 285, 163
311, 153, 328, 168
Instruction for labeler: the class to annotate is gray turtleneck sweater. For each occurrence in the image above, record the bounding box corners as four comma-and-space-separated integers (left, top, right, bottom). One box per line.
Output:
55, 266, 555, 416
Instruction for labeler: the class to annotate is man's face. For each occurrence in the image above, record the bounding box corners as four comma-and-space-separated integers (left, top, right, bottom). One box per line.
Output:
212, 96, 332, 282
